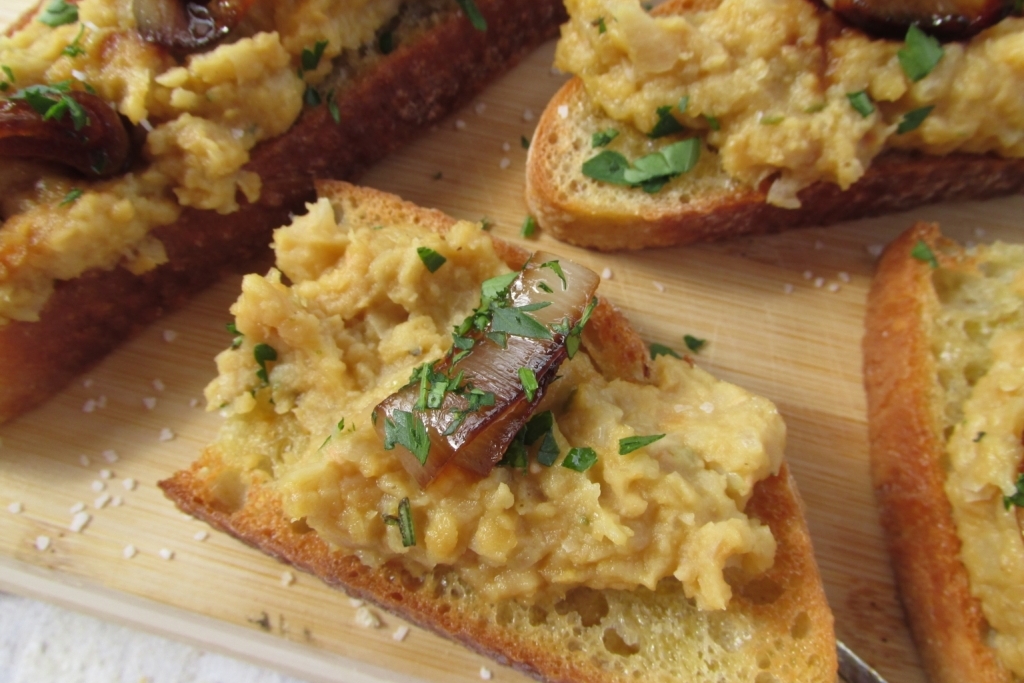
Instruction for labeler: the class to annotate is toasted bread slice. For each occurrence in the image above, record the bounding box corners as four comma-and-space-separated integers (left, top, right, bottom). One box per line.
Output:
524, 0, 1024, 252
0, 0, 566, 423
864, 223, 1024, 683
160, 181, 836, 683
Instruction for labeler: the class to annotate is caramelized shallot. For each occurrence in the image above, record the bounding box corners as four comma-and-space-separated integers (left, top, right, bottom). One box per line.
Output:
0, 90, 131, 178
133, 0, 254, 55
373, 252, 600, 488
823, 0, 1015, 40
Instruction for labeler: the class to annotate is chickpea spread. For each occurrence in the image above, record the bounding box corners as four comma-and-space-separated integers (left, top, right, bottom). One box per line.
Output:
205, 197, 785, 608
557, 0, 1024, 206
937, 242, 1024, 677
0, 0, 400, 324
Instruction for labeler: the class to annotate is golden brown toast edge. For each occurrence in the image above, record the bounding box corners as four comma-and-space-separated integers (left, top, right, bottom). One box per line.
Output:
0, 0, 568, 423
863, 222, 1012, 683
159, 180, 836, 683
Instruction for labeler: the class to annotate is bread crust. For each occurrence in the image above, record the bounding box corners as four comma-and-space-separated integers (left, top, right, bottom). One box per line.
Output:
863, 222, 1013, 683
159, 181, 836, 683
524, 20, 1024, 252
0, 0, 567, 423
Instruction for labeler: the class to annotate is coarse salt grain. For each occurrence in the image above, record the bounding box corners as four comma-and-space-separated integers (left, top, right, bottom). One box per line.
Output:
158, 548, 174, 560
8, 502, 23, 514
673, 404, 685, 413
474, 102, 487, 115
72, 69, 87, 81
152, 379, 165, 392
159, 428, 176, 442
653, 281, 666, 292
96, 395, 107, 409
281, 571, 295, 587
101, 449, 119, 463
94, 493, 111, 509
501, 141, 511, 152
783, 283, 794, 294
70, 511, 91, 533
99, 469, 113, 480
499, 157, 511, 170
35, 536, 51, 551
828, 282, 841, 293
392, 626, 410, 642
123, 478, 137, 491
83, 378, 94, 389
354, 606, 381, 629
480, 667, 493, 680
866, 243, 885, 258
142, 397, 158, 410
557, 104, 569, 119
79, 454, 91, 467
189, 398, 200, 408
194, 530, 208, 541
162, 330, 178, 343
814, 240, 824, 250
700, 402, 715, 414
455, 119, 467, 130
601, 267, 613, 280
70, 502, 85, 514
838, 271, 851, 283
123, 545, 137, 559
813, 277, 825, 288
139, 119, 153, 133
110, 496, 123, 507
522, 108, 534, 121
802, 270, 813, 280
348, 598, 364, 608
91, 480, 106, 493
975, 227, 987, 237
83, 399, 98, 413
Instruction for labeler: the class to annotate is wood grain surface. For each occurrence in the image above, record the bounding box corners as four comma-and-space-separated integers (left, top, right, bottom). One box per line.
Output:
2, 2, 1022, 682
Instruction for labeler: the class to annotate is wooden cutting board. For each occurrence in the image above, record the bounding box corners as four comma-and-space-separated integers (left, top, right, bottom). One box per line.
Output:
2, 2, 1022, 681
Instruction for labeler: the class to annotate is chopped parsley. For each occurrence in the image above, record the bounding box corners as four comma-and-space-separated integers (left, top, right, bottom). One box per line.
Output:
319, 418, 354, 449
383, 409, 431, 464
383, 497, 416, 547
1003, 473, 1024, 511
518, 367, 539, 402
896, 105, 934, 134
378, 31, 395, 55
521, 135, 531, 149
760, 114, 784, 125
583, 138, 700, 193
60, 188, 83, 206
619, 434, 665, 454
898, 25, 943, 83
303, 85, 321, 107
804, 102, 826, 114
702, 114, 720, 131
973, 431, 986, 442
0, 65, 14, 92
417, 246, 447, 273
299, 40, 328, 77
490, 304, 553, 340
62, 24, 86, 58
684, 334, 707, 352
648, 105, 685, 138
678, 95, 689, 113
592, 128, 619, 148
521, 215, 537, 238
593, 16, 607, 33
540, 260, 567, 289
911, 240, 939, 268
253, 343, 277, 385
650, 342, 681, 359
562, 446, 598, 472
497, 428, 528, 469
551, 297, 596, 359
455, 0, 487, 31
847, 91, 875, 118
39, 0, 78, 27
524, 410, 553, 444
225, 321, 244, 349
480, 216, 495, 231
326, 90, 340, 124
11, 82, 89, 130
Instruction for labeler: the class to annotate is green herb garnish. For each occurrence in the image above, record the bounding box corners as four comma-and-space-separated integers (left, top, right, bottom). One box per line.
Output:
455, 0, 487, 31
383, 409, 431, 464
417, 246, 447, 273
540, 260, 567, 289
299, 40, 328, 76
684, 334, 707, 352
702, 114, 720, 131
593, 16, 607, 33
973, 431, 986, 442
60, 188, 82, 206
678, 95, 689, 112
898, 25, 943, 82
619, 434, 665, 454
379, 31, 394, 55
521, 215, 537, 238
11, 82, 89, 130
650, 342, 681, 359
524, 410, 553, 444
583, 138, 700, 193
303, 85, 321, 106
490, 305, 553, 340
649, 105, 684, 138
226, 321, 244, 349
518, 367, 539, 402
896, 105, 934, 134
39, 0, 78, 27
591, 128, 619, 148
911, 240, 938, 268
847, 91, 875, 118
760, 114, 784, 125
1003, 473, 1024, 510
562, 446, 598, 472
326, 90, 340, 124
0, 66, 14, 92
383, 497, 416, 547
253, 343, 277, 384
521, 135, 530, 149
62, 24, 86, 57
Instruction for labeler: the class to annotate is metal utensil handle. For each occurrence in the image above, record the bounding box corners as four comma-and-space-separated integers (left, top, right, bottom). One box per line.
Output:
838, 640, 890, 683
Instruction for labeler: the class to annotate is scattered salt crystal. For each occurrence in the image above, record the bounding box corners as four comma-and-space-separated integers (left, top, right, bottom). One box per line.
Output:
91, 480, 105, 493
71, 69, 87, 81
802, 270, 813, 280
142, 397, 158, 410
35, 536, 51, 551
82, 399, 97, 413
159, 428, 176, 442
557, 104, 569, 119
522, 108, 535, 121
231, 128, 244, 140
499, 157, 511, 170
700, 402, 715, 414
480, 667, 493, 680
139, 119, 153, 133
529, 462, 542, 475
348, 598, 364, 608
783, 283, 794, 294
974, 227, 987, 238
189, 398, 200, 408
96, 395, 107, 409
653, 281, 666, 293
813, 277, 825, 288
70, 511, 91, 533
838, 271, 851, 283
454, 119, 467, 131
110, 496, 123, 507
8, 502, 23, 514
673, 404, 685, 413
866, 243, 885, 258
281, 571, 295, 587
501, 141, 511, 152
354, 606, 381, 629
99, 469, 113, 480
123, 478, 137, 491
152, 379, 166, 392
194, 530, 208, 542
101, 449, 119, 463
474, 102, 487, 115
123, 545, 137, 559
94, 493, 111, 509
392, 626, 410, 642
828, 282, 841, 293
601, 267, 613, 280
814, 239, 824, 250
83, 378, 95, 389
550, 66, 562, 76
70, 502, 86, 514
158, 548, 174, 560
79, 454, 91, 467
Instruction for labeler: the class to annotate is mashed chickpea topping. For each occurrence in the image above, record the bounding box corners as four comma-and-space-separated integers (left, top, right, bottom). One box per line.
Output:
934, 242, 1024, 676
557, 0, 1024, 206
0, 0, 401, 324
205, 196, 785, 608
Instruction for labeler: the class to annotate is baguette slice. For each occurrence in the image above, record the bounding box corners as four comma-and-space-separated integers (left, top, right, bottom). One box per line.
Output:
864, 223, 1023, 683
160, 181, 837, 683
524, 0, 1024, 252
0, 0, 566, 423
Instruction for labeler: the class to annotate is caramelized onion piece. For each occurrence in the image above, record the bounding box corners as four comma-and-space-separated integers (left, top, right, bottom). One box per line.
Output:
133, 0, 255, 55
373, 252, 600, 488
0, 91, 131, 178
824, 0, 1014, 40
